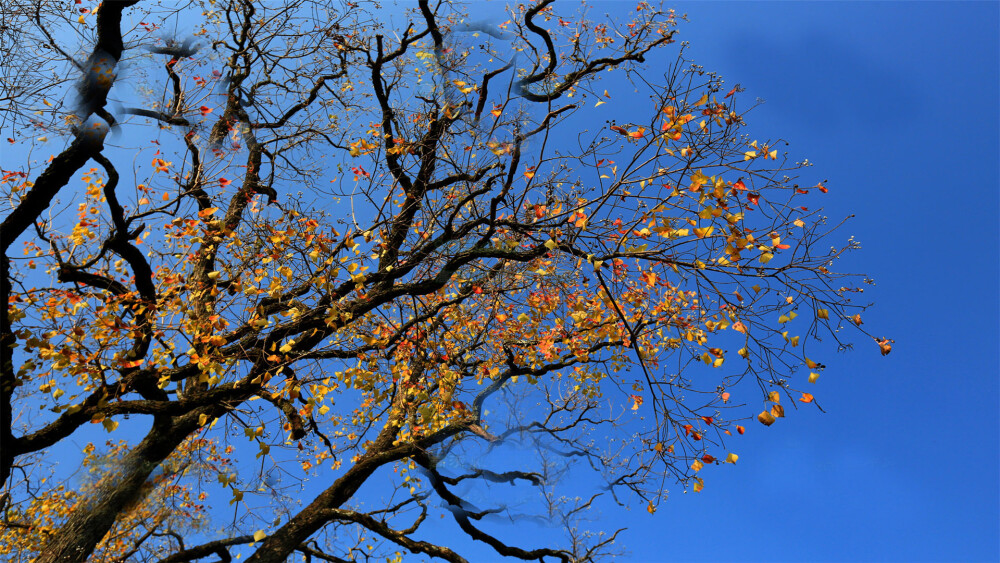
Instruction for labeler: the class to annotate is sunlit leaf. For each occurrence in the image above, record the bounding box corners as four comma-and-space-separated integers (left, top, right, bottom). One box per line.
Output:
757, 411, 776, 426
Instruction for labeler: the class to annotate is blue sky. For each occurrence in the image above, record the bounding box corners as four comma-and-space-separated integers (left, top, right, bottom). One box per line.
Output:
603, 2, 999, 561
7, 1, 997, 562
374, 2, 1000, 561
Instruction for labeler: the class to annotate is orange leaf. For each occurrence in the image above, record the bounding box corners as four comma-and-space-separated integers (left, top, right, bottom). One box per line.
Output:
736, 425, 745, 435
799, 393, 814, 403
628, 127, 646, 139
721, 392, 730, 403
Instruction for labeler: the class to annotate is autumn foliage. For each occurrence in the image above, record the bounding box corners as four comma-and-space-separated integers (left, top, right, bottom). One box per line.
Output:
1, 1, 883, 561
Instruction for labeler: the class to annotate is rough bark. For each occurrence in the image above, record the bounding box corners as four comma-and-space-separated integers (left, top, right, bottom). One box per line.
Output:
34, 413, 202, 563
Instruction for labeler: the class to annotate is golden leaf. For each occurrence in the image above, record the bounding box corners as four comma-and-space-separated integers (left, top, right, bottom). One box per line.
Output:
757, 410, 776, 426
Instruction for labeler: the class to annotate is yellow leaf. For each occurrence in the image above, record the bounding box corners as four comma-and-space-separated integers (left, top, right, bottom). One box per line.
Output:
768, 391, 780, 403
725, 452, 738, 464
771, 404, 785, 418
808, 372, 821, 384
757, 410, 776, 426
691, 459, 704, 472
693, 477, 704, 492
208, 271, 221, 279
253, 529, 266, 542
693, 226, 714, 238
738, 347, 748, 358
102, 418, 119, 432
544, 238, 558, 250
744, 150, 757, 160
279, 343, 292, 353
805, 357, 819, 369
817, 309, 829, 319
199, 414, 209, 426
693, 93, 708, 106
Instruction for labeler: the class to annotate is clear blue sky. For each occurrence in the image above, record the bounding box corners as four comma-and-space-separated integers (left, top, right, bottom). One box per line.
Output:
378, 2, 1000, 561
580, 2, 999, 561
10, 2, 997, 561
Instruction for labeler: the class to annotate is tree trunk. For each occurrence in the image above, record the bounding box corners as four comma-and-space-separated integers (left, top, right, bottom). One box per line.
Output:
35, 414, 199, 563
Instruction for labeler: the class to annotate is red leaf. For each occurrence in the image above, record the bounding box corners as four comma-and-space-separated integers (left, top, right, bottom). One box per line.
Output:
200, 106, 213, 116
701, 454, 715, 463
724, 87, 737, 98
219, 177, 232, 187
747, 192, 760, 206
736, 425, 745, 435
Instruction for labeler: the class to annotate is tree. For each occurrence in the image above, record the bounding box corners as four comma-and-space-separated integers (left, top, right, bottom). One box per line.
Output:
1, 1, 885, 561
